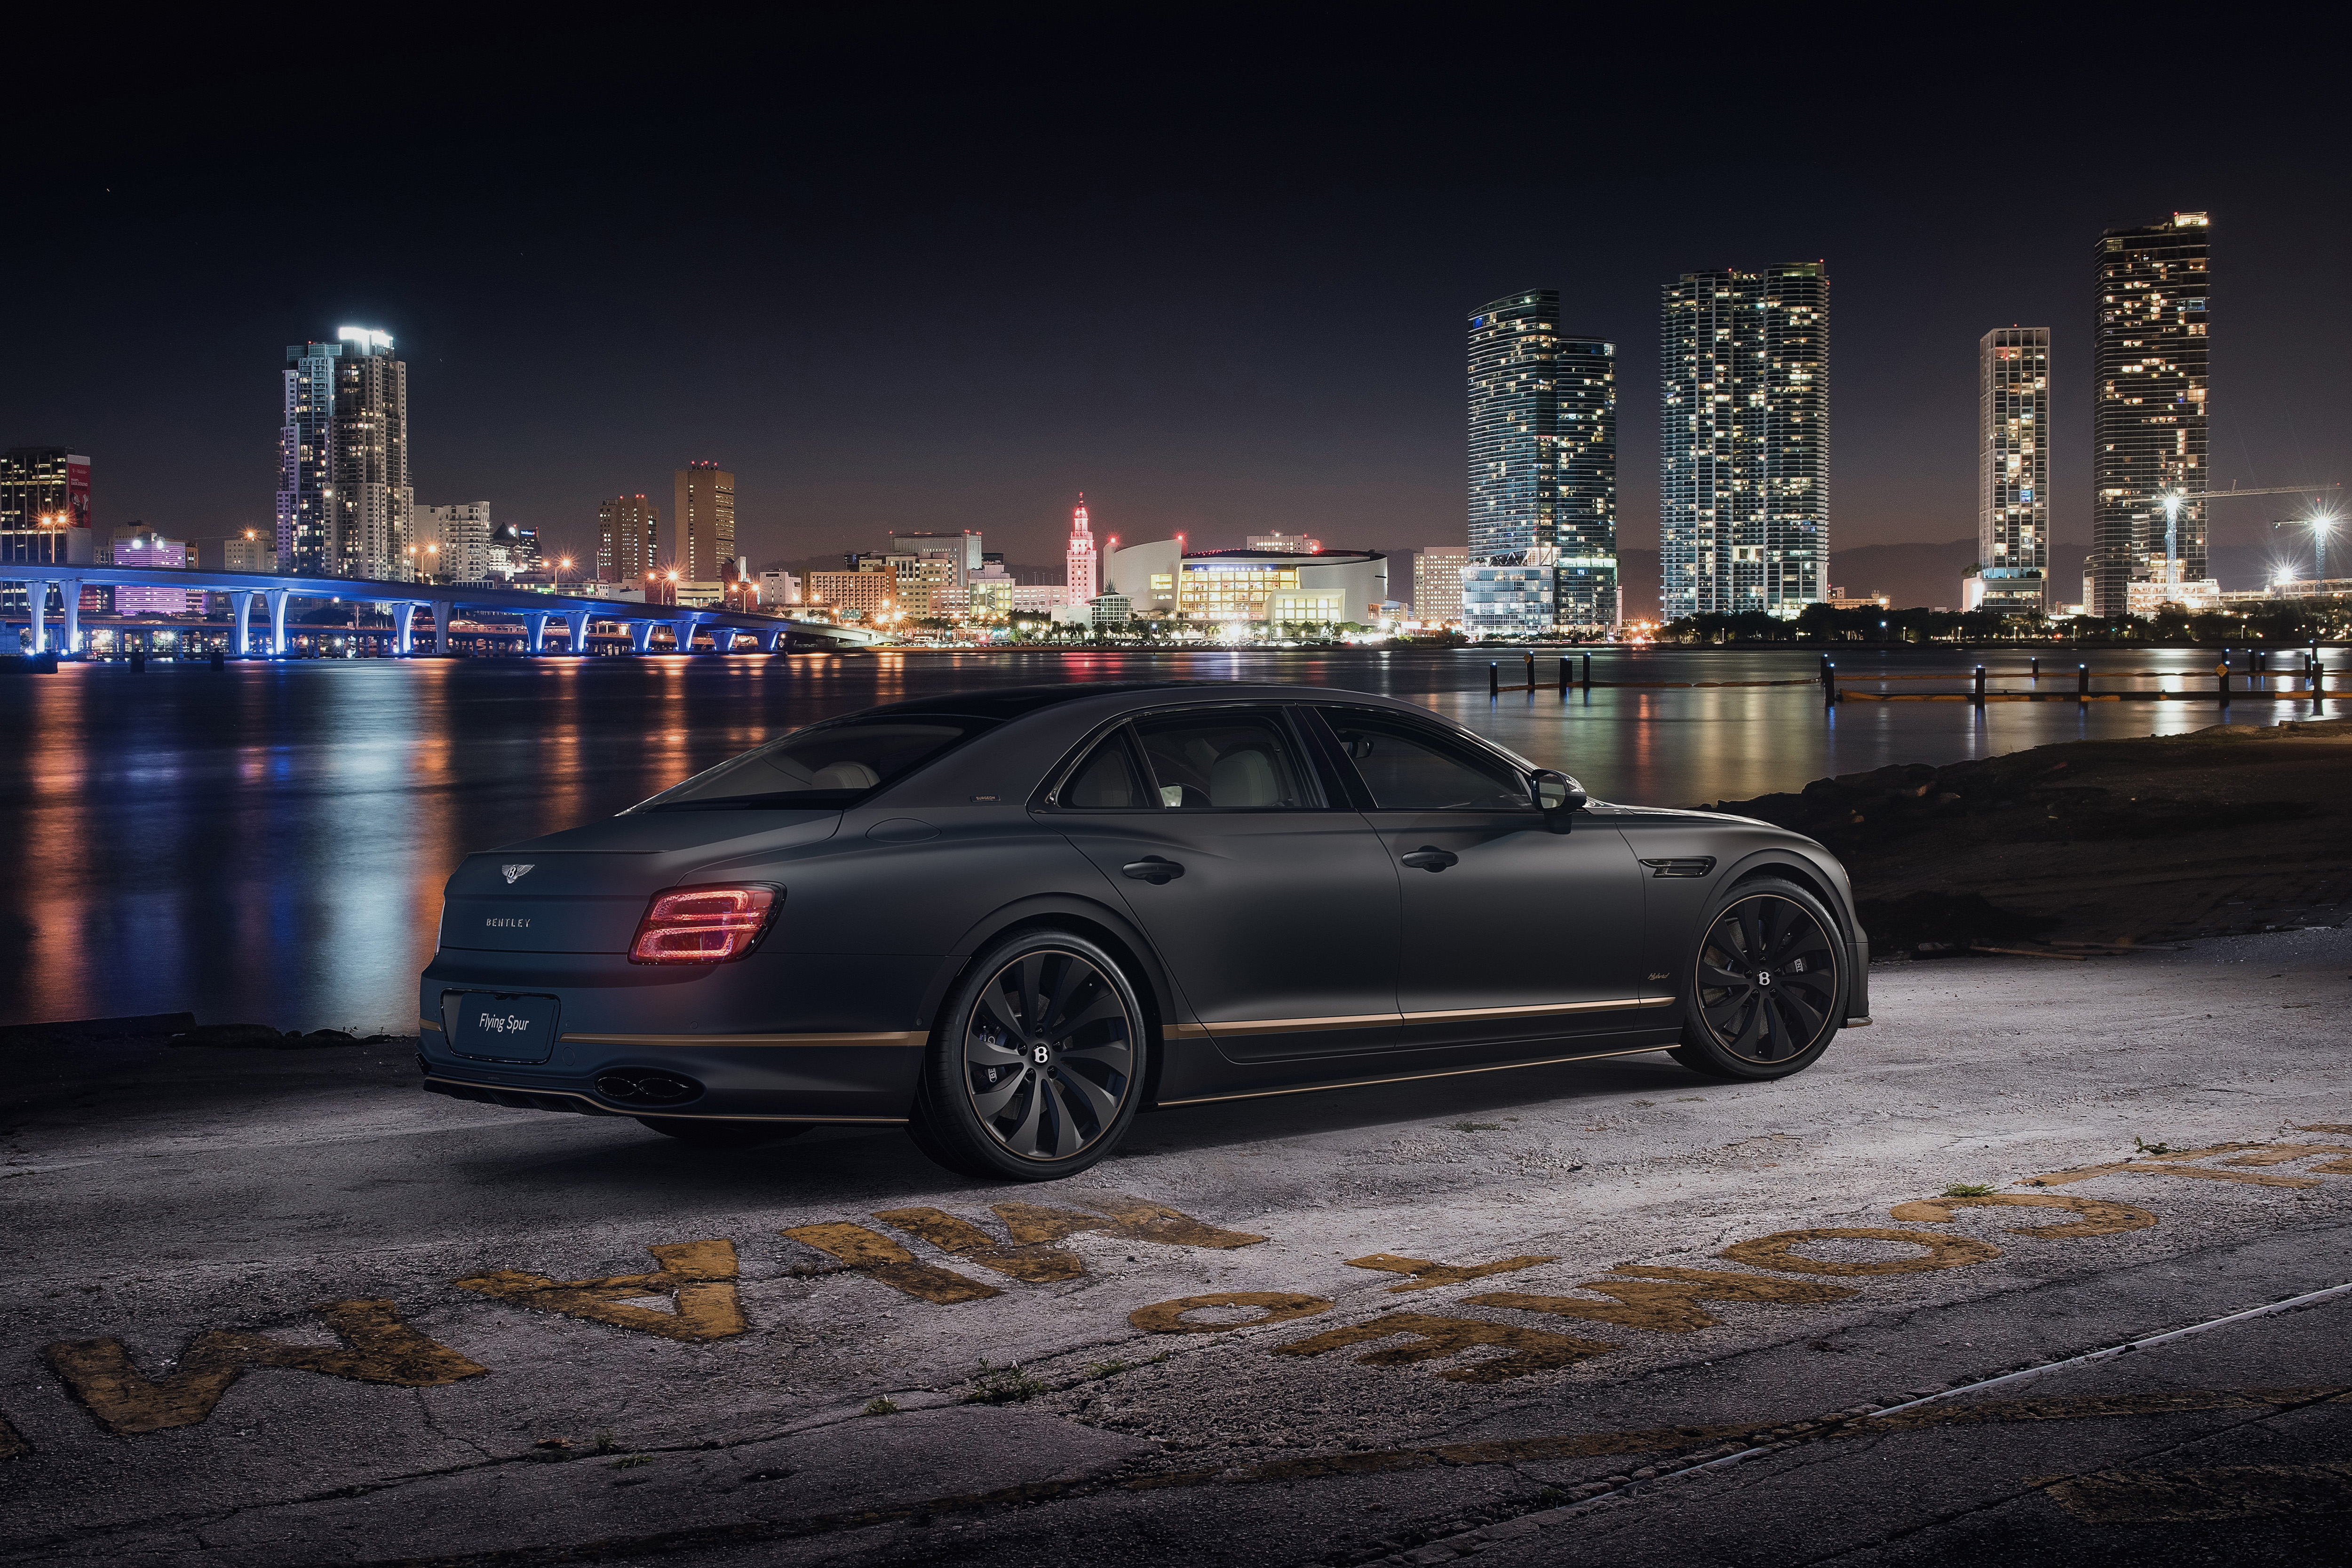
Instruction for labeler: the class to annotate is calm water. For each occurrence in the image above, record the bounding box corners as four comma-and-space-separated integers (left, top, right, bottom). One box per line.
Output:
3, 646, 2333, 1031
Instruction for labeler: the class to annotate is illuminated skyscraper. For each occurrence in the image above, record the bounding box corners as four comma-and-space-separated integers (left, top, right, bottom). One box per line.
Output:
276, 327, 411, 579
596, 494, 660, 583
1065, 494, 1100, 602
1659, 264, 1828, 621
1466, 291, 1617, 634
2091, 213, 2210, 615
1967, 328, 2051, 612
671, 462, 735, 592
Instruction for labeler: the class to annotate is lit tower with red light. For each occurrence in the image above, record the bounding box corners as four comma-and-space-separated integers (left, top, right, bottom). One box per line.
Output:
1065, 493, 1100, 603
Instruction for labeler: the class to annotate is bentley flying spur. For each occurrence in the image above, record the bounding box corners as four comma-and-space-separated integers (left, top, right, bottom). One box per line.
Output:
419, 682, 1870, 1179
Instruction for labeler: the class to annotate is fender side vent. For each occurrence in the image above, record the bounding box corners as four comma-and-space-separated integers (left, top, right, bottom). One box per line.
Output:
594, 1069, 705, 1106
1641, 856, 1717, 878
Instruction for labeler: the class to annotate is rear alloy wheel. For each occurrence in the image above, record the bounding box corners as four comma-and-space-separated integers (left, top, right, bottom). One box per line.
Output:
1669, 878, 1845, 1081
636, 1117, 810, 1149
912, 929, 1148, 1181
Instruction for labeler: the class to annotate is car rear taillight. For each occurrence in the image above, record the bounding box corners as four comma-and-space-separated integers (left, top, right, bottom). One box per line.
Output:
628, 884, 782, 964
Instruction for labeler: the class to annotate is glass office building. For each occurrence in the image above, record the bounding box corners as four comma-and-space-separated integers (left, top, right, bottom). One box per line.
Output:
1466, 291, 1617, 634
1660, 264, 1829, 621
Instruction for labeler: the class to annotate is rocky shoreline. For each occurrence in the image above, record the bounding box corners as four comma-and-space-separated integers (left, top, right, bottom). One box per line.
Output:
1704, 718, 2352, 953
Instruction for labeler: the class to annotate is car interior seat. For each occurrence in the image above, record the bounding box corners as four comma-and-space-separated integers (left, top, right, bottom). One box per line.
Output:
1208, 747, 1282, 807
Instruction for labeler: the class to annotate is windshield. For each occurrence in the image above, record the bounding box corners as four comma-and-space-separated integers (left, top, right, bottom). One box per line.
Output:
630, 716, 996, 812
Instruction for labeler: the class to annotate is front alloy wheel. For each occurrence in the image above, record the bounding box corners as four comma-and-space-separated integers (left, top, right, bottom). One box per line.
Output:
912, 930, 1147, 1180
1671, 879, 1844, 1080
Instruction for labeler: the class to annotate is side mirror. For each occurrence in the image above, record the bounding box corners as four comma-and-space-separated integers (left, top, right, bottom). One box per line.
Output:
1532, 769, 1587, 833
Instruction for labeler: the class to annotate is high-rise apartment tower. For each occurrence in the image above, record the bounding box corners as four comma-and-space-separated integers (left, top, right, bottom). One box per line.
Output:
597, 494, 660, 584
671, 462, 735, 591
1465, 291, 1617, 634
1659, 264, 1829, 621
276, 327, 411, 578
1967, 328, 2052, 612
2091, 213, 2210, 615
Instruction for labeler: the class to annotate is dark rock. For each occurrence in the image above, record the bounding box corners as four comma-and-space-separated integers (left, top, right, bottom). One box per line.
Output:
1856, 892, 2058, 954
168, 1024, 294, 1048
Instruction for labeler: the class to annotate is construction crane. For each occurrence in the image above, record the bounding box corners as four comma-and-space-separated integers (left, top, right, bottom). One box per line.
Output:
2151, 482, 2342, 585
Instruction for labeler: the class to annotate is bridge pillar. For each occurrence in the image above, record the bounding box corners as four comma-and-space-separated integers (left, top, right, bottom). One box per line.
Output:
627, 620, 657, 653
431, 601, 456, 656
231, 591, 255, 655
393, 602, 417, 656
759, 624, 787, 653
25, 581, 50, 654
59, 580, 80, 657
673, 617, 699, 653
266, 589, 290, 656
522, 612, 548, 654
564, 610, 591, 654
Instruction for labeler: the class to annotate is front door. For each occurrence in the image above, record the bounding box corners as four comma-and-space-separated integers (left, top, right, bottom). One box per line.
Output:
1309, 705, 1648, 1053
1046, 704, 1401, 1061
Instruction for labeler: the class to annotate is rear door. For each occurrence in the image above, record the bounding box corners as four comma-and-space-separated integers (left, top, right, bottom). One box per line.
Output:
1045, 704, 1402, 1060
1307, 705, 1647, 1052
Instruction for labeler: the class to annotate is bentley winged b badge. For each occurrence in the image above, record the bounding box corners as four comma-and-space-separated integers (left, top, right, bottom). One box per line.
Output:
501, 864, 535, 884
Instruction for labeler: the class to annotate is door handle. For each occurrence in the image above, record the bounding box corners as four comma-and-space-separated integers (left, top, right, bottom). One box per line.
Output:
1400, 847, 1459, 873
1121, 857, 1185, 884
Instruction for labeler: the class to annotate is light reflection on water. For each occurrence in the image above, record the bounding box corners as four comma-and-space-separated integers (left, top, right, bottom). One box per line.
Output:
1, 647, 2331, 1031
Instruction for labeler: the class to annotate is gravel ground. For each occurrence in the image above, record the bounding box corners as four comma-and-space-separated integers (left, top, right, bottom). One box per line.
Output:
4, 929, 2349, 1565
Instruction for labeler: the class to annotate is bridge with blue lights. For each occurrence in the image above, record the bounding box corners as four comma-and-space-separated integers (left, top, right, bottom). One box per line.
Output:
1, 564, 880, 656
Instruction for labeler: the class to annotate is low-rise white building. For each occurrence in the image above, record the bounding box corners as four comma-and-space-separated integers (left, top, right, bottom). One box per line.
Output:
1105, 540, 1387, 624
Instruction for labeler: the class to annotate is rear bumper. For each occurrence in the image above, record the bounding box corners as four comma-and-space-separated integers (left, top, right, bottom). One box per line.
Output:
417, 948, 936, 1120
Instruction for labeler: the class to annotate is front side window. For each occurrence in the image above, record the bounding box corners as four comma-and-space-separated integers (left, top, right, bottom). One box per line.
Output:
1320, 709, 1530, 811
1131, 710, 1311, 810
634, 716, 993, 812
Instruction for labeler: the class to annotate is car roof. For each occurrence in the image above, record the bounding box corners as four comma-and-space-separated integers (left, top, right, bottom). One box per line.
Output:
857, 680, 1526, 809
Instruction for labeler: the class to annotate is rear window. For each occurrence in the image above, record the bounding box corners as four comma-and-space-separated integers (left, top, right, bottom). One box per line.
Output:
632, 716, 995, 812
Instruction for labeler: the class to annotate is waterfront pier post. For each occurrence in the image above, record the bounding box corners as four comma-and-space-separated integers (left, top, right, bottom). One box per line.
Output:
2078, 663, 2090, 701
2218, 661, 2232, 708
1973, 665, 1986, 706
1488, 662, 1499, 698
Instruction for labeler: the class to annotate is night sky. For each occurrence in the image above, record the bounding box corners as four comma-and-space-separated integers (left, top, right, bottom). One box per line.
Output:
9, 23, 2344, 605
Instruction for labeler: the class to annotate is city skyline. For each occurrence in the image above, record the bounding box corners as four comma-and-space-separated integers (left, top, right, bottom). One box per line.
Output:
8, 30, 2344, 608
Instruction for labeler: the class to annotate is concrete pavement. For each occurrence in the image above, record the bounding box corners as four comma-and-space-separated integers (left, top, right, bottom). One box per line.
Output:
5, 929, 2349, 1564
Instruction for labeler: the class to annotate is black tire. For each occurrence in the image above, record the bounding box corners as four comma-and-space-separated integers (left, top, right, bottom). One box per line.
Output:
636, 1117, 810, 1149
909, 927, 1149, 1181
1669, 877, 1845, 1081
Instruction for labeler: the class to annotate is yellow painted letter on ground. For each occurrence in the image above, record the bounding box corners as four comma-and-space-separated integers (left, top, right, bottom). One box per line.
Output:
455, 1239, 748, 1340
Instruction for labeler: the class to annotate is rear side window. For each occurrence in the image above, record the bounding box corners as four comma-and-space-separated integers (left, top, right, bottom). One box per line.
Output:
634, 717, 994, 812
1132, 710, 1312, 810
1062, 732, 1148, 808
1320, 709, 1530, 811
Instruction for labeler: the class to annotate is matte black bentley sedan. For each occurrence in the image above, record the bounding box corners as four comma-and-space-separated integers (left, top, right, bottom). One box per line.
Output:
420, 682, 1869, 1180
